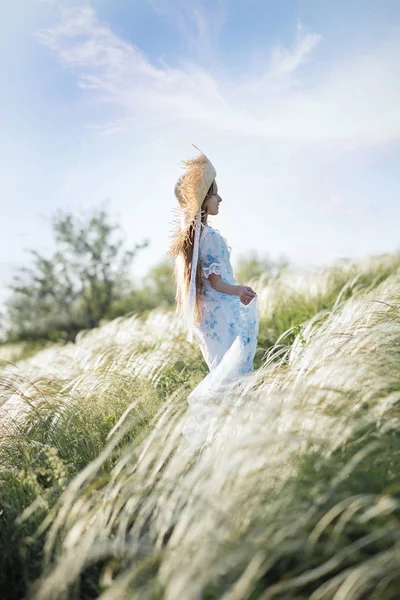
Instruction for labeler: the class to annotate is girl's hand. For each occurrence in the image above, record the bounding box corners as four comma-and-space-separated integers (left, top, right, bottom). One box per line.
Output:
237, 285, 257, 305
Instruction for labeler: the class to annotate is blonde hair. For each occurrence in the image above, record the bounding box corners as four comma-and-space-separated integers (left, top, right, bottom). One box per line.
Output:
169, 181, 215, 326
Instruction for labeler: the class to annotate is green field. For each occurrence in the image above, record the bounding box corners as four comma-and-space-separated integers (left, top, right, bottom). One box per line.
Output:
1, 251, 400, 600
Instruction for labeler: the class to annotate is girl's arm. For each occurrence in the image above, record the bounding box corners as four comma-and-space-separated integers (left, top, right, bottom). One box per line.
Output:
208, 274, 256, 304
209, 274, 240, 295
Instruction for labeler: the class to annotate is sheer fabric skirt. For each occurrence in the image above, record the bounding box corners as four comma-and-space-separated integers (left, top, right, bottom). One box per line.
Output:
181, 291, 259, 450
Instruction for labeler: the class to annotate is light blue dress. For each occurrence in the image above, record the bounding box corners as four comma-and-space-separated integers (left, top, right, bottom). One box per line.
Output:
193, 224, 259, 376
183, 224, 259, 448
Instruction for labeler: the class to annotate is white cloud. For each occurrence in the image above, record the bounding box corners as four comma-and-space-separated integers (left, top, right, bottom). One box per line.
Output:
34, 5, 236, 142
269, 21, 323, 75
35, 6, 400, 147
149, 0, 227, 65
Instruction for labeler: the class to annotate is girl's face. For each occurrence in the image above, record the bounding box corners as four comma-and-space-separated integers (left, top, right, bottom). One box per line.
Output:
203, 180, 222, 216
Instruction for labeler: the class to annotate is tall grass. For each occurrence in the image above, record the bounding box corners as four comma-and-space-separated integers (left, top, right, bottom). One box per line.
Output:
0, 251, 399, 599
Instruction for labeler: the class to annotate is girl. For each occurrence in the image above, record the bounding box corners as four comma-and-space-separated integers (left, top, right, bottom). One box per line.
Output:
168, 148, 259, 440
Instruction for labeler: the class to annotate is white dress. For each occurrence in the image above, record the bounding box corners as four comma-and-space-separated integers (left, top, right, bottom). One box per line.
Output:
182, 224, 259, 448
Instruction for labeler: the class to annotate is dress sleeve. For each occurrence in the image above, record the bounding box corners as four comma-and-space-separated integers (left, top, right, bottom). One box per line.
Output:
199, 227, 223, 279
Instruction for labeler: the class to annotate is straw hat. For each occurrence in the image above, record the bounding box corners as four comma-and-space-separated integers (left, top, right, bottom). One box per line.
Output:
168, 145, 217, 342
168, 145, 217, 257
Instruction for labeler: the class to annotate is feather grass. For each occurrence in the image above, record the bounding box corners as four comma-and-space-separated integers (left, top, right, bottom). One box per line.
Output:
0, 251, 400, 599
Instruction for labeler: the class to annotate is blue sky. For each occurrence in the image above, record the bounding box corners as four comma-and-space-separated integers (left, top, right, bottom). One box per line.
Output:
1, 0, 399, 302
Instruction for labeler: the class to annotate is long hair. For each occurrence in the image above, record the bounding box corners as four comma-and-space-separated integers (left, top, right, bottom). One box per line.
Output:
169, 181, 215, 326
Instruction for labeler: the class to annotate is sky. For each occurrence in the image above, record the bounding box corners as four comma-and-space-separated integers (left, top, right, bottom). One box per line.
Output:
1, 0, 399, 302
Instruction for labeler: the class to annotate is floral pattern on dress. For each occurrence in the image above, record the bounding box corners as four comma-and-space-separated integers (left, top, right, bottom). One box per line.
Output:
193, 224, 259, 373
